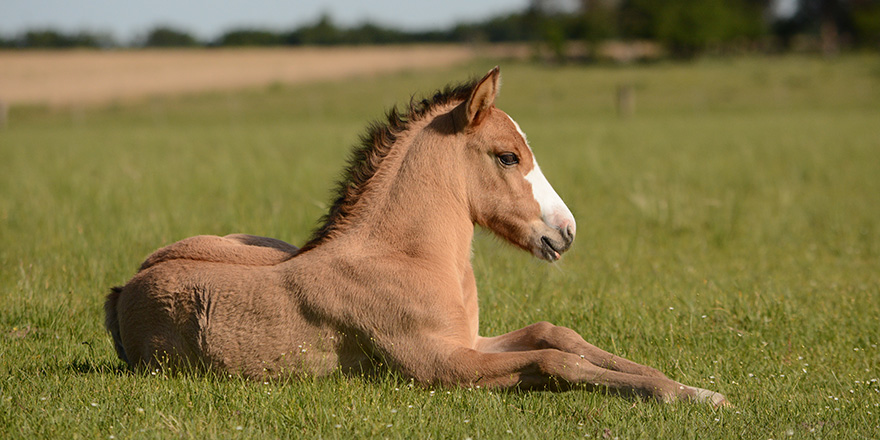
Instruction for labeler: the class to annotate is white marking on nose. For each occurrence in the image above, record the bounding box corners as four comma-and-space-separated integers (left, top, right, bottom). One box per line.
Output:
507, 115, 576, 234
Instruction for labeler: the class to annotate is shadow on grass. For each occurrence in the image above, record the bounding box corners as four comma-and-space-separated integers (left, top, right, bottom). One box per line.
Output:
67, 358, 132, 376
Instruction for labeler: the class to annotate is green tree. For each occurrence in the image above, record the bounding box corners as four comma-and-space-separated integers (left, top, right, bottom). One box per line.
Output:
143, 26, 199, 47
851, 0, 880, 48
289, 14, 341, 45
217, 29, 282, 46
620, 0, 765, 57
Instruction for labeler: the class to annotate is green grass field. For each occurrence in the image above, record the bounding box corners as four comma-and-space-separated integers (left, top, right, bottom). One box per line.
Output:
2, 54, 879, 439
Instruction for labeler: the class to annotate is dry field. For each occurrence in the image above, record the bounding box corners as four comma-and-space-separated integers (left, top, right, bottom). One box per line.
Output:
0, 45, 495, 107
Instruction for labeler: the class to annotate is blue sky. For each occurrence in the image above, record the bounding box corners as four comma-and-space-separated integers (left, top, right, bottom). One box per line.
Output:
0, 0, 531, 41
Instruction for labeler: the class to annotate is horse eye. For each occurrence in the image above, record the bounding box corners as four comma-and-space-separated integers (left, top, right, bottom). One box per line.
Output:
497, 152, 519, 166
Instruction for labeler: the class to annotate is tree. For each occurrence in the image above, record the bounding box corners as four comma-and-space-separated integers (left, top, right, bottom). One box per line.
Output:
851, 0, 880, 48
142, 26, 199, 47
620, 0, 766, 57
288, 14, 341, 45
217, 29, 282, 46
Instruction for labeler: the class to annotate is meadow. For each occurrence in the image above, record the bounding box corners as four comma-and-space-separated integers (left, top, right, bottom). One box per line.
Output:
1, 53, 879, 439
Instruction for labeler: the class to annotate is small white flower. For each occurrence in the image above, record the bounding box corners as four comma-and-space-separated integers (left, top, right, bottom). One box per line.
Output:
334, 424, 341, 429
391, 409, 397, 413
136, 407, 144, 413
91, 402, 98, 407
235, 426, 243, 431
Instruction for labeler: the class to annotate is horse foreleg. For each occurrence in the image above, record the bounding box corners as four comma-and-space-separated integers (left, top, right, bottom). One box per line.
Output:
474, 322, 728, 406
476, 321, 664, 376
439, 347, 701, 403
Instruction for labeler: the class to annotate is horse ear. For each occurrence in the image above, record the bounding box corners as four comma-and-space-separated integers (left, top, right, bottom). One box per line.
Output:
458, 66, 500, 129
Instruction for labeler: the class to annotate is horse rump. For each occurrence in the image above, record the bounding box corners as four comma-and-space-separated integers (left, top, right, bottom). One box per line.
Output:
104, 286, 129, 365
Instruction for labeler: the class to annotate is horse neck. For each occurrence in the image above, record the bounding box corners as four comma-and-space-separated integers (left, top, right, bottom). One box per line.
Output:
325, 109, 474, 271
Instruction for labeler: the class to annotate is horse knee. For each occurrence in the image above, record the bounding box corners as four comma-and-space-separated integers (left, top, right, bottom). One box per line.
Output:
527, 321, 557, 347
529, 321, 582, 350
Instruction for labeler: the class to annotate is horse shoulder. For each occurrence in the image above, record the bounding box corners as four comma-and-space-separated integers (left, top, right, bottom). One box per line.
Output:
138, 234, 299, 271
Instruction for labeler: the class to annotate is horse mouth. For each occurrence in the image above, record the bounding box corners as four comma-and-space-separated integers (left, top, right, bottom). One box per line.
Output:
536, 225, 575, 262
540, 236, 563, 262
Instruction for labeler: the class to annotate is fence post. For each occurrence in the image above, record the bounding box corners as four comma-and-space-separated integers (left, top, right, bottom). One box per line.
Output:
0, 100, 7, 129
616, 84, 635, 118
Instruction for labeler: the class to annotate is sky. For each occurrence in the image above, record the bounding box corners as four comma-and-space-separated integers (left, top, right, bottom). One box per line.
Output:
0, 0, 532, 41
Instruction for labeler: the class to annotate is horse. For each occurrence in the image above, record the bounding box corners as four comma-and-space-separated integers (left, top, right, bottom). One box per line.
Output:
105, 67, 728, 406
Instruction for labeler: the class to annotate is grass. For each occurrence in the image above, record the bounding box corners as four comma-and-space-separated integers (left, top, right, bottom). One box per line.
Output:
2, 53, 879, 438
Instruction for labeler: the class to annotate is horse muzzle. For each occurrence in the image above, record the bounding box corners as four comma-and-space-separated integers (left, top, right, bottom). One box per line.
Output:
532, 221, 576, 262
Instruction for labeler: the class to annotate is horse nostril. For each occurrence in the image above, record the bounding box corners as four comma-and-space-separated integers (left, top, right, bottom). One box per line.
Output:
561, 225, 575, 247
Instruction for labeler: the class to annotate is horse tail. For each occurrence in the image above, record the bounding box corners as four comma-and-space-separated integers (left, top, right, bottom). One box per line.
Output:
104, 286, 129, 365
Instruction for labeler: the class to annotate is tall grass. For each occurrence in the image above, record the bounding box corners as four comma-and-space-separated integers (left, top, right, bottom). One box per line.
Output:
1, 55, 878, 438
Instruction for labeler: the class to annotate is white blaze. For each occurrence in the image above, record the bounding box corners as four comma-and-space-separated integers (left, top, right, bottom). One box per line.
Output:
508, 115, 576, 234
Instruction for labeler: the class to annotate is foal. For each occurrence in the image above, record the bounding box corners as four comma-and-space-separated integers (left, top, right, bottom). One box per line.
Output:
106, 67, 728, 406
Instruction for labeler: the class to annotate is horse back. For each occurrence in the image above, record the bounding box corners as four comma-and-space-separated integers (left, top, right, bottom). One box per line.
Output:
139, 234, 299, 271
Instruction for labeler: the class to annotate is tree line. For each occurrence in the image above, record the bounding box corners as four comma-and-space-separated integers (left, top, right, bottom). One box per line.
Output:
2, 0, 878, 57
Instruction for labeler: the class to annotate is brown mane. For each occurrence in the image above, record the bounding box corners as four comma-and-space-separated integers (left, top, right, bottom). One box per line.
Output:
299, 79, 478, 252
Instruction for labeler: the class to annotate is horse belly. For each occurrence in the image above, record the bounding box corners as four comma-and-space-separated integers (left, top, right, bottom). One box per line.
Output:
117, 261, 339, 378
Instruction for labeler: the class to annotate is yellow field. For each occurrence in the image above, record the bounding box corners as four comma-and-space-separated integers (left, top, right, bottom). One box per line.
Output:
0, 45, 491, 107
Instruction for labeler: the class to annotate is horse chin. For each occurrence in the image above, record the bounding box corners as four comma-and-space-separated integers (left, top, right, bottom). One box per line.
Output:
534, 242, 561, 262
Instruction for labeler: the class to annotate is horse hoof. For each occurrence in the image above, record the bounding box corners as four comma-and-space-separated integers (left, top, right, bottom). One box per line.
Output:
691, 387, 731, 408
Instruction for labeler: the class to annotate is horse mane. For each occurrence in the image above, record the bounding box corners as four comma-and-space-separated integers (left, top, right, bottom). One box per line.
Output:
299, 77, 478, 252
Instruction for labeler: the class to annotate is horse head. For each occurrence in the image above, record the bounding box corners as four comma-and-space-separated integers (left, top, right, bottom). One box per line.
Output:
454, 67, 576, 262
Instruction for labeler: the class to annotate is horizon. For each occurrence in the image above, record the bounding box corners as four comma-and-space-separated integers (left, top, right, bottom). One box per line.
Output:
0, 0, 531, 42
